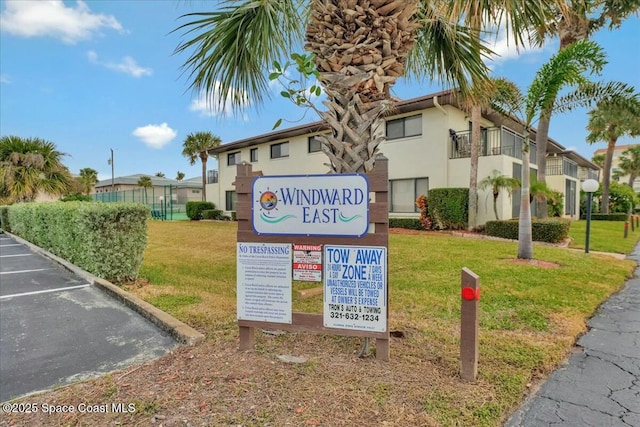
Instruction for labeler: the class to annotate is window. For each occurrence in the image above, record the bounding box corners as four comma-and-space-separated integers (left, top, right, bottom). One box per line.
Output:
207, 170, 218, 184
250, 148, 258, 162
227, 152, 241, 166
225, 191, 237, 211
565, 179, 576, 216
308, 136, 322, 153
271, 142, 289, 159
389, 178, 429, 212
386, 114, 422, 140
192, 190, 200, 194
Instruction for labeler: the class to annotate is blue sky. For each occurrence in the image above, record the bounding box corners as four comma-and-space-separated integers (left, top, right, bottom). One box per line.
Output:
1, 1, 639, 182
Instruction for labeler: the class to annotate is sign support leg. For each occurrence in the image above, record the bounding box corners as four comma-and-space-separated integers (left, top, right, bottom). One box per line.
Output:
239, 326, 255, 350
376, 338, 389, 361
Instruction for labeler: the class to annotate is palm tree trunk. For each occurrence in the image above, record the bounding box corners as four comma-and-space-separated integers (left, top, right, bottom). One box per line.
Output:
518, 134, 533, 259
468, 105, 481, 229
493, 193, 500, 220
200, 155, 207, 201
629, 172, 637, 187
535, 115, 550, 218
602, 137, 618, 214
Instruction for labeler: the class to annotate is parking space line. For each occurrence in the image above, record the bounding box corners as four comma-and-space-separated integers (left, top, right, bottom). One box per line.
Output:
0, 268, 50, 275
0, 254, 33, 258
0, 284, 91, 300
0, 244, 22, 247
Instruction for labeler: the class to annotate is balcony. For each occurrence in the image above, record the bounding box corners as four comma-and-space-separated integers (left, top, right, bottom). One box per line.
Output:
449, 126, 537, 165
547, 157, 578, 178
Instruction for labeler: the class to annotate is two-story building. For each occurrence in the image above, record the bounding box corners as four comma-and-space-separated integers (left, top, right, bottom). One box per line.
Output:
206, 90, 599, 225
593, 144, 640, 192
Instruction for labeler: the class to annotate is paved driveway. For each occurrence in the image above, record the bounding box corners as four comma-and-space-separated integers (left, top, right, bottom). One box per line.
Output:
0, 234, 177, 402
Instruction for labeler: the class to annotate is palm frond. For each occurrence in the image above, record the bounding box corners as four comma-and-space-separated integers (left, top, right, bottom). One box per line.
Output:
174, 0, 305, 113
554, 81, 638, 114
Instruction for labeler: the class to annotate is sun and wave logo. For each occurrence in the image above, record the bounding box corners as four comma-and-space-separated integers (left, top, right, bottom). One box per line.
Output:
256, 189, 296, 224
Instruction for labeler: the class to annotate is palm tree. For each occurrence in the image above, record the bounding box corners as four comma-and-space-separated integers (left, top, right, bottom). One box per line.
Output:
176, 171, 185, 181
174, 1, 498, 176
587, 97, 640, 212
617, 146, 640, 187
490, 40, 608, 259
444, 1, 555, 230
78, 167, 98, 195
478, 170, 520, 220
592, 153, 606, 169
0, 135, 73, 203
182, 131, 221, 201
155, 172, 166, 178
532, 0, 640, 218
137, 175, 152, 205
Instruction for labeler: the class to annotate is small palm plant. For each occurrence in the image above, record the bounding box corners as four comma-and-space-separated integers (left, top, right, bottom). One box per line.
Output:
479, 170, 520, 220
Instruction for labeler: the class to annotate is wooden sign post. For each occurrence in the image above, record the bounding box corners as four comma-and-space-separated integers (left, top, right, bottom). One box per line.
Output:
234, 156, 390, 360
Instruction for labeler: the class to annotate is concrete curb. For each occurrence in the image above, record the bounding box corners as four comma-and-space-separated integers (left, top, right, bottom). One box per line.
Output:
4, 231, 205, 346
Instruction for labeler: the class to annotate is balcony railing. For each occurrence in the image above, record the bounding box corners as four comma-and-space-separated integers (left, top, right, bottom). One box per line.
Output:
449, 126, 537, 165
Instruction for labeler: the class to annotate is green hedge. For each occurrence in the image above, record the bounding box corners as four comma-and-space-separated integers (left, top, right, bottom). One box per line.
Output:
428, 188, 468, 230
485, 219, 571, 243
580, 213, 628, 221
389, 218, 423, 230
7, 202, 148, 282
0, 206, 10, 232
186, 201, 216, 220
202, 209, 228, 220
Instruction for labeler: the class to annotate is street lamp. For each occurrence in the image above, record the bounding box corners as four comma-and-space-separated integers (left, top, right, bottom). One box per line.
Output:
582, 179, 599, 253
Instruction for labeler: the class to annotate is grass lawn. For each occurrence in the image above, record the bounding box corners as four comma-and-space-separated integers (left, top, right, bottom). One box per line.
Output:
6, 221, 636, 427
568, 219, 640, 254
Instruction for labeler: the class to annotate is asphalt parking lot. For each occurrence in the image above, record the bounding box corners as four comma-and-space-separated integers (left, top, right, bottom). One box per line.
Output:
0, 233, 177, 402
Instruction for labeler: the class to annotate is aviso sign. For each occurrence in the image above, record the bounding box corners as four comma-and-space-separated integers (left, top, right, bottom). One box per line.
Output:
252, 174, 369, 236
324, 245, 387, 333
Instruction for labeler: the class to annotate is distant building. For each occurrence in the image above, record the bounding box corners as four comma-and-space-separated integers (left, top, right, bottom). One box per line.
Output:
594, 144, 640, 192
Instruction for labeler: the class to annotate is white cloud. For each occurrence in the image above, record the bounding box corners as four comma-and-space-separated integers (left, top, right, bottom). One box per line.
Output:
0, 74, 10, 84
87, 51, 152, 78
189, 82, 250, 118
484, 21, 551, 67
0, 0, 123, 44
132, 123, 177, 149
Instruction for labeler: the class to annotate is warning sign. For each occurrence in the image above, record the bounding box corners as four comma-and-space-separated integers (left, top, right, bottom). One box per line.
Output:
293, 244, 322, 282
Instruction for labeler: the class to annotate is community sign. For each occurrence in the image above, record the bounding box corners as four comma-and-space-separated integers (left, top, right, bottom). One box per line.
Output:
252, 174, 369, 237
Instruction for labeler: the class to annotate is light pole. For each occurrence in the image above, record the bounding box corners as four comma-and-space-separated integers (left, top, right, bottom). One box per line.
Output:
582, 179, 599, 254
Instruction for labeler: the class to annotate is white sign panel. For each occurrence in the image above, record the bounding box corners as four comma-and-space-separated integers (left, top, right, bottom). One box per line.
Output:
252, 174, 369, 237
237, 242, 292, 324
323, 245, 387, 332
293, 244, 323, 282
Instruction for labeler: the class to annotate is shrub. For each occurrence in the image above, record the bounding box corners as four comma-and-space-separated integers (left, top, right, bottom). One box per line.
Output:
0, 205, 10, 232
547, 190, 564, 217
580, 213, 628, 221
202, 209, 225, 220
231, 211, 237, 221
60, 193, 93, 202
389, 218, 423, 230
485, 219, 571, 243
186, 201, 215, 220
415, 195, 432, 230
6, 202, 148, 282
428, 188, 468, 230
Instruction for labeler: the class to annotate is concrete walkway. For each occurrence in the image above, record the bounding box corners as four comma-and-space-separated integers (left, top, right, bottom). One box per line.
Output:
505, 245, 640, 426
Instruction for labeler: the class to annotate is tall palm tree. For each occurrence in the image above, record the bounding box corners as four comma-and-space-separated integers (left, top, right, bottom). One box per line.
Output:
176, 171, 185, 181
491, 40, 608, 259
478, 170, 520, 220
617, 146, 640, 187
78, 167, 98, 195
587, 97, 640, 212
0, 135, 73, 203
182, 131, 222, 201
174, 1, 497, 175
592, 153, 606, 169
443, 1, 555, 230
532, 0, 640, 218
137, 175, 153, 205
